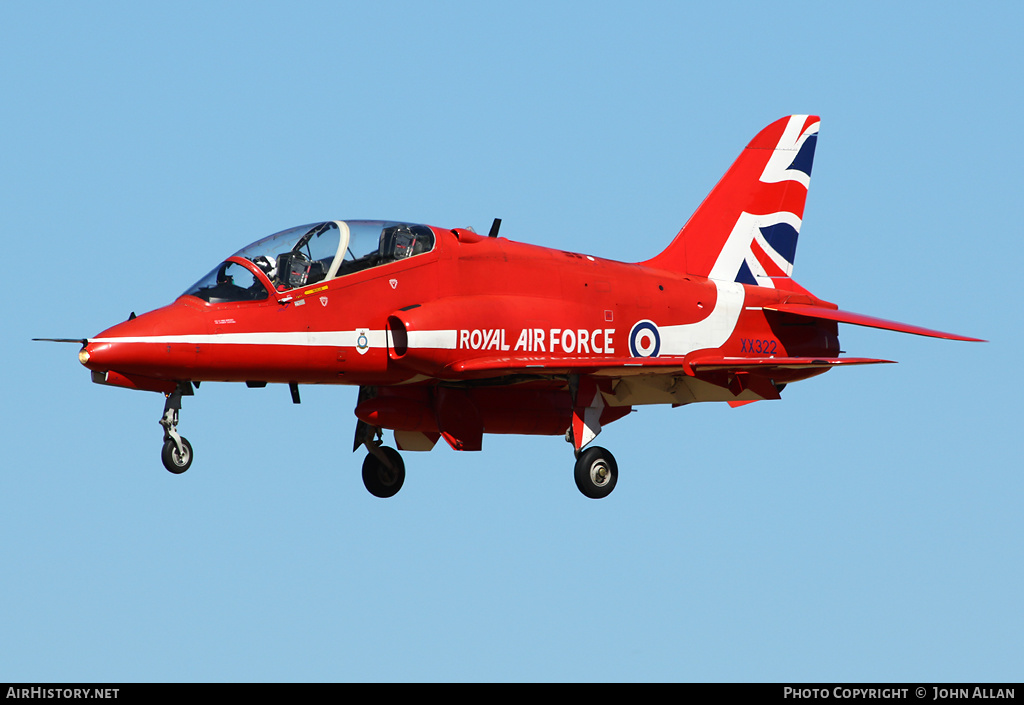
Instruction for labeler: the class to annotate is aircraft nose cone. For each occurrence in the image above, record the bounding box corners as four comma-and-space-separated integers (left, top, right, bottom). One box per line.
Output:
80, 337, 120, 372
81, 322, 145, 373
82, 302, 207, 377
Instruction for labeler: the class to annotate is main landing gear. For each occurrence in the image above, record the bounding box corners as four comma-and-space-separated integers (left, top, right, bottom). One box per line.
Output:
565, 414, 618, 499
354, 441, 617, 499
159, 383, 193, 474
573, 446, 618, 499
361, 445, 406, 498
352, 421, 618, 499
353, 419, 406, 498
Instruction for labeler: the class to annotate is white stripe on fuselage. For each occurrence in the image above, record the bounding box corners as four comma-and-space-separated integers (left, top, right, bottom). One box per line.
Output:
92, 332, 356, 346
91, 329, 459, 350
657, 279, 745, 355
406, 329, 458, 349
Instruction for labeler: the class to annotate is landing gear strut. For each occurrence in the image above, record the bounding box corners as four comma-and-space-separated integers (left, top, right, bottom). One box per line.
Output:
565, 374, 618, 498
159, 383, 193, 474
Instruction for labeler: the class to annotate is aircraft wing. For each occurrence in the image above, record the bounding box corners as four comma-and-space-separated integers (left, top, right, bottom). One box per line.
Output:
449, 354, 893, 378
451, 355, 688, 377
449, 354, 893, 412
763, 303, 985, 342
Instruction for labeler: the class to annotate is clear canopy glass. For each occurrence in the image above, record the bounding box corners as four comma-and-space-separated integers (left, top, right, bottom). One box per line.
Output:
186, 261, 269, 304
183, 220, 435, 302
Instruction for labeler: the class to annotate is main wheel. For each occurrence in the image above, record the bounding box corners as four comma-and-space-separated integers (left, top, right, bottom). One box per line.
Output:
362, 446, 405, 498
574, 446, 617, 499
161, 436, 193, 474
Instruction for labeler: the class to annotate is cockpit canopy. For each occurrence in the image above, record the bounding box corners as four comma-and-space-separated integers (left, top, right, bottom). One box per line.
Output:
185, 220, 435, 303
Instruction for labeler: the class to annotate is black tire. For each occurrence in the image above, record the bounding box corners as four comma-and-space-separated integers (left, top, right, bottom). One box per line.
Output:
362, 447, 405, 498
161, 436, 193, 474
574, 446, 617, 499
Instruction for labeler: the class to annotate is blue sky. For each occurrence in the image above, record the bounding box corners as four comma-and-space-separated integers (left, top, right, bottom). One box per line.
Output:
2, 1, 1020, 682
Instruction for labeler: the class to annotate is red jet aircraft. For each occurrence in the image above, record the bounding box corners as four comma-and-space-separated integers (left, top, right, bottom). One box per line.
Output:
41, 115, 982, 498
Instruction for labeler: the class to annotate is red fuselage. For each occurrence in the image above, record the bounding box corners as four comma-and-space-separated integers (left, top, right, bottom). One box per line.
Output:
82, 227, 837, 392
65, 115, 982, 496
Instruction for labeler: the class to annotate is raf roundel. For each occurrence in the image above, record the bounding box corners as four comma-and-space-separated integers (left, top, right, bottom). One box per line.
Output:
628, 320, 661, 358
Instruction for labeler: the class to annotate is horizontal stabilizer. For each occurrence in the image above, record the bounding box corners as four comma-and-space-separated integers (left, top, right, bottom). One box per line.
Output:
764, 303, 985, 342
687, 355, 894, 371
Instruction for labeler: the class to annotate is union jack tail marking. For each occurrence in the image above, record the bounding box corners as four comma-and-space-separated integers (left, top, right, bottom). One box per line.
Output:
642, 115, 819, 289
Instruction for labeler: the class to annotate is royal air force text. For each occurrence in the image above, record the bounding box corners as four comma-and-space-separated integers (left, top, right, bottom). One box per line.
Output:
459, 328, 615, 355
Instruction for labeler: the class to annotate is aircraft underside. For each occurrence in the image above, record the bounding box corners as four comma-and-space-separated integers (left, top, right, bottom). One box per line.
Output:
153, 364, 812, 499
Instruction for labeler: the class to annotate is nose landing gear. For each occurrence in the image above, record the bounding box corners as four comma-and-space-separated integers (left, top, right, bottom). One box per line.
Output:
159, 383, 193, 474
161, 434, 193, 474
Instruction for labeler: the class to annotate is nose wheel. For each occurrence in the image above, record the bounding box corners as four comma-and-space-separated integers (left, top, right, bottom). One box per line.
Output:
159, 383, 194, 474
161, 436, 193, 474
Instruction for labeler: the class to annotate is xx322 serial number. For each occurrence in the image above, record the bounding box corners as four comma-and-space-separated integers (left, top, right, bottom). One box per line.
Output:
740, 338, 779, 354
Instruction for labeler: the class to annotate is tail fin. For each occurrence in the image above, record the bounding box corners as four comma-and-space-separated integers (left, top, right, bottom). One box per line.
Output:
642, 115, 819, 288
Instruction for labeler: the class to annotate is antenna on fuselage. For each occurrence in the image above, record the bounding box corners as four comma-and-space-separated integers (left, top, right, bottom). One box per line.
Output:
488, 218, 502, 238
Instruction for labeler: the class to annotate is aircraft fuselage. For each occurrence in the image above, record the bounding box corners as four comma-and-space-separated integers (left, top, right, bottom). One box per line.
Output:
82, 229, 838, 393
